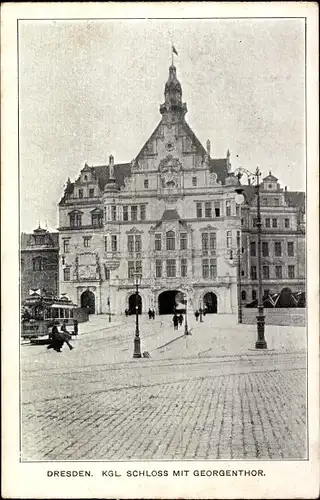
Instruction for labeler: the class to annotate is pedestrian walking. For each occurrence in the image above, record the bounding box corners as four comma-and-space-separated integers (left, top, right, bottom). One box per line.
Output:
178, 314, 184, 327
194, 310, 200, 321
151, 309, 155, 320
172, 314, 179, 331
148, 308, 152, 320
60, 320, 74, 350
47, 323, 64, 353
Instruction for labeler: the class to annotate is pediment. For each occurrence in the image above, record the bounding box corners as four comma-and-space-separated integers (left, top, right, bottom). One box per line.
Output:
90, 207, 103, 214
67, 209, 84, 215
126, 226, 144, 234
200, 225, 218, 232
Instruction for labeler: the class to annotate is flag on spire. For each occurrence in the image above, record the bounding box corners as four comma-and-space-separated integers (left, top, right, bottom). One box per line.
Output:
172, 45, 178, 56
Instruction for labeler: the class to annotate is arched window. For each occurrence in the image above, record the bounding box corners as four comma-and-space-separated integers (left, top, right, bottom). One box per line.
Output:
241, 290, 247, 301
166, 231, 175, 251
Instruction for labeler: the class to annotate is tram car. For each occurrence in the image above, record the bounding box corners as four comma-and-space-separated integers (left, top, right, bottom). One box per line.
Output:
21, 291, 78, 344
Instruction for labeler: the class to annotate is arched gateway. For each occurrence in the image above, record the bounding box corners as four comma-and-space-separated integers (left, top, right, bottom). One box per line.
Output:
81, 290, 95, 314
128, 294, 142, 315
203, 292, 218, 314
158, 290, 182, 315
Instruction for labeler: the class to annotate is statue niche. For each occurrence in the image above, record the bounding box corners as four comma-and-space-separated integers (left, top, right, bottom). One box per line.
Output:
158, 155, 183, 202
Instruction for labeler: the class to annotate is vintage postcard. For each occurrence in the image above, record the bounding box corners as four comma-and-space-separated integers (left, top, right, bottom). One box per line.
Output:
1, 2, 319, 499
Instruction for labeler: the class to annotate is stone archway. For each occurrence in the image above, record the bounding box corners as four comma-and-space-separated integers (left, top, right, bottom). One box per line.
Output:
128, 294, 142, 315
158, 290, 182, 315
203, 292, 218, 314
81, 290, 95, 314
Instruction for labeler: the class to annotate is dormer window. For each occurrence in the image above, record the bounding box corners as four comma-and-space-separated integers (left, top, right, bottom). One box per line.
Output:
84, 175, 88, 181
79, 189, 84, 198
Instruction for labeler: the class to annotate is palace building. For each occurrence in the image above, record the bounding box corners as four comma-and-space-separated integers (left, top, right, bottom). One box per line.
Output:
58, 62, 305, 315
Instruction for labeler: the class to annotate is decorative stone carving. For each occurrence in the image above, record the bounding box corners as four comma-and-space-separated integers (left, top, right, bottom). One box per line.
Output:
126, 226, 144, 234
209, 172, 219, 185
121, 176, 133, 192
225, 175, 238, 186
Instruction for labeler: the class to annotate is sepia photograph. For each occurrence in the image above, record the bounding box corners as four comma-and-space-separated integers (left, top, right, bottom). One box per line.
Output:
2, 3, 319, 499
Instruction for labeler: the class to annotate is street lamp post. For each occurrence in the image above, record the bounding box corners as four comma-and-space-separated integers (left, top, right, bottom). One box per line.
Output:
107, 297, 111, 323
184, 296, 189, 335
235, 166, 267, 349
236, 232, 243, 324
132, 272, 142, 358
199, 300, 203, 323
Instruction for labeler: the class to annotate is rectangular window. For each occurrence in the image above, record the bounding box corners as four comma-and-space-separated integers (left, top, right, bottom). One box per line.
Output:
265, 218, 271, 228
262, 242, 269, 257
262, 266, 269, 279
155, 234, 162, 251
226, 230, 232, 248
181, 258, 187, 277
236, 204, 240, 216
135, 235, 142, 252
226, 200, 231, 216
63, 240, 69, 253
202, 233, 209, 252
83, 237, 91, 248
252, 290, 257, 300
136, 261, 142, 275
272, 218, 278, 228
274, 198, 280, 206
251, 266, 257, 280
215, 203, 221, 217
155, 260, 162, 278
69, 213, 82, 227
196, 202, 202, 218
209, 232, 216, 250
111, 205, 117, 221
131, 205, 138, 221
78, 189, 83, 198
104, 236, 108, 252
287, 242, 294, 257
192, 177, 197, 186
123, 206, 128, 221
63, 268, 70, 281
105, 268, 110, 280
252, 218, 257, 228
127, 235, 134, 252
140, 205, 146, 221
210, 259, 217, 278
288, 265, 295, 279
166, 259, 176, 278
275, 266, 282, 279
128, 261, 135, 279
111, 235, 117, 252
285, 218, 290, 228
89, 188, 94, 197
92, 213, 103, 227
205, 202, 212, 218
144, 179, 149, 188
250, 241, 256, 257
262, 198, 268, 206
202, 259, 209, 278
275, 242, 282, 257
180, 233, 187, 250
166, 232, 175, 251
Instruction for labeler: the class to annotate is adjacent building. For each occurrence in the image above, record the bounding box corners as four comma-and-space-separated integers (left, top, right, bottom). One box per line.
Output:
58, 62, 305, 316
240, 173, 306, 305
21, 227, 59, 302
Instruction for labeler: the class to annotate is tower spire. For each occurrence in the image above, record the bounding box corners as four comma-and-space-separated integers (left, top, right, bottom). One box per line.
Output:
160, 60, 187, 120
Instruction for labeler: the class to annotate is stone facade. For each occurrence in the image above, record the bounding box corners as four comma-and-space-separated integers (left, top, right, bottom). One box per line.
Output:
21, 227, 59, 302
58, 63, 305, 316
239, 173, 305, 304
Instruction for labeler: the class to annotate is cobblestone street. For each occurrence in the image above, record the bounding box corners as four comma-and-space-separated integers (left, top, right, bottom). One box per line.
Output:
21, 315, 307, 461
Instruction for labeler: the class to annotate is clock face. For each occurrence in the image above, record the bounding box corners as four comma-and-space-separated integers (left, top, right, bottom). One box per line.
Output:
165, 142, 174, 152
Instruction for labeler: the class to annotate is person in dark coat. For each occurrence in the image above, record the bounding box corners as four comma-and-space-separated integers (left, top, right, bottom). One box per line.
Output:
178, 314, 184, 327
148, 308, 152, 319
151, 309, 155, 320
195, 310, 200, 321
172, 314, 179, 330
47, 323, 64, 353
60, 321, 74, 350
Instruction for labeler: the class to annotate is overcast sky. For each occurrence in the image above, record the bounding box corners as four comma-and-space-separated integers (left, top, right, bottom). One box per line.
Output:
19, 18, 305, 232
